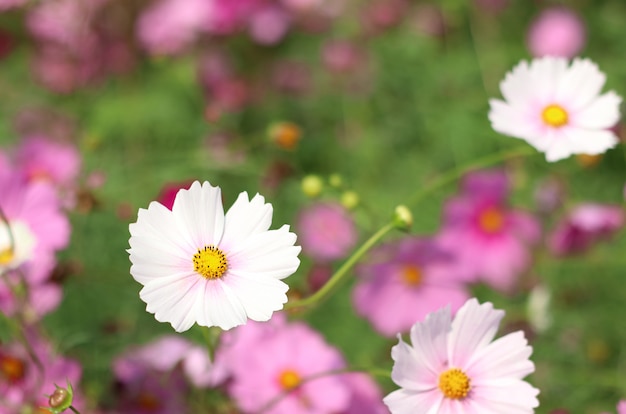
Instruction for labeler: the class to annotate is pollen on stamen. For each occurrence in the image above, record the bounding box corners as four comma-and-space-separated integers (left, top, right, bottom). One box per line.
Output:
438, 367, 471, 400
192, 245, 228, 279
542, 104, 569, 128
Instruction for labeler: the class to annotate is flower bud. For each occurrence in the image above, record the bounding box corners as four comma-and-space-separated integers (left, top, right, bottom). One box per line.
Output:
301, 175, 324, 198
392, 205, 413, 231
340, 191, 359, 210
43, 380, 74, 413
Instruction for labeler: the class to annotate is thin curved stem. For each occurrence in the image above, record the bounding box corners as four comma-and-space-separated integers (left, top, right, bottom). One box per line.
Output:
285, 222, 395, 310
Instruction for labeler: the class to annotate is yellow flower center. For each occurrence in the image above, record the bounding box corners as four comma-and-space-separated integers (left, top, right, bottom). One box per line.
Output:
478, 206, 504, 233
278, 369, 302, 390
402, 265, 422, 287
542, 104, 568, 128
0, 248, 14, 265
438, 368, 471, 400
0, 354, 26, 383
193, 246, 228, 279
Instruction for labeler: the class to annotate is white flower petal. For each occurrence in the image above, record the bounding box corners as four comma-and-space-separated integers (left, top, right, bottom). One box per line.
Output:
224, 270, 288, 321
466, 331, 535, 380
390, 336, 439, 391
383, 388, 443, 414
228, 225, 301, 280
172, 181, 225, 248
140, 273, 203, 332
556, 58, 607, 109
408, 305, 451, 376
573, 91, 622, 129
221, 192, 273, 248
448, 299, 504, 368
469, 379, 540, 413
195, 279, 247, 330
545, 127, 618, 162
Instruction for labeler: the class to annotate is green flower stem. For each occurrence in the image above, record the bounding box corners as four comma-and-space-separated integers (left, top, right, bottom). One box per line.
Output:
69, 406, 81, 414
285, 222, 396, 310
286, 145, 535, 312
406, 145, 535, 208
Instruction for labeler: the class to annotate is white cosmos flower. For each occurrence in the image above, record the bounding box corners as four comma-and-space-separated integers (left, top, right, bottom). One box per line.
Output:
128, 181, 301, 332
489, 56, 622, 162
383, 298, 539, 414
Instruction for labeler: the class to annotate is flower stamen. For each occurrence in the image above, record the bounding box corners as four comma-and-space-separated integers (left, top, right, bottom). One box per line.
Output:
278, 369, 301, 390
478, 206, 505, 233
0, 354, 26, 383
438, 368, 471, 399
402, 265, 422, 287
193, 246, 228, 279
542, 104, 568, 128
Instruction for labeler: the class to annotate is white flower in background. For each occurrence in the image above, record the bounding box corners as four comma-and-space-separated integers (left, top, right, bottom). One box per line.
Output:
489, 57, 622, 162
128, 181, 301, 332
384, 298, 539, 413
0, 220, 36, 272
527, 283, 552, 333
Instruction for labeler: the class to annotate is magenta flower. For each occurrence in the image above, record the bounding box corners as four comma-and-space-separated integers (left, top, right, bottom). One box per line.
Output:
436, 170, 540, 293
226, 319, 351, 413
156, 180, 195, 210
384, 299, 539, 413
0, 332, 82, 413
340, 373, 389, 414
16, 135, 81, 189
297, 202, 357, 262
114, 335, 221, 388
137, 0, 210, 55
548, 203, 624, 256
527, 7, 586, 59
352, 237, 471, 337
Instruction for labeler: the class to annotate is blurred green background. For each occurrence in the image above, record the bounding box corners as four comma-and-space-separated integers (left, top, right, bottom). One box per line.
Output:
2, 0, 626, 412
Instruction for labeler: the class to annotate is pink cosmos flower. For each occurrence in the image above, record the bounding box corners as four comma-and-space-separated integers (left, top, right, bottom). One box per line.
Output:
0, 0, 26, 11
297, 202, 357, 262
0, 332, 82, 413
384, 298, 539, 413
16, 135, 81, 189
620, 401, 626, 414
548, 203, 624, 256
527, 7, 585, 59
114, 335, 221, 388
436, 170, 540, 293
137, 0, 210, 55
340, 373, 389, 414
227, 320, 351, 413
249, 6, 291, 45
352, 237, 471, 337
0, 163, 70, 286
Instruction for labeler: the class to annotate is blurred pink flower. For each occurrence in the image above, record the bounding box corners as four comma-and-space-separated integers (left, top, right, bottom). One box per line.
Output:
115, 335, 221, 389
249, 6, 291, 45
383, 299, 539, 413
436, 170, 540, 293
0, 163, 70, 281
548, 203, 624, 256
340, 373, 389, 414
0, 332, 82, 413
322, 40, 366, 74
227, 320, 351, 413
298, 202, 357, 262
0, 0, 26, 11
156, 180, 195, 210
619, 401, 626, 414
353, 237, 470, 337
16, 135, 81, 190
137, 0, 210, 55
527, 7, 586, 59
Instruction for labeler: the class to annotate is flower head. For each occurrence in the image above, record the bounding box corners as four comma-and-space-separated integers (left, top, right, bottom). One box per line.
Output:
384, 298, 539, 413
297, 202, 357, 262
548, 203, 624, 256
352, 237, 470, 337
489, 57, 622, 162
437, 170, 540, 293
527, 7, 586, 58
128, 181, 301, 332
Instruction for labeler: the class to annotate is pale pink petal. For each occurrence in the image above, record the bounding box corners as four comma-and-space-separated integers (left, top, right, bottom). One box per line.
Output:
573, 91, 622, 129
172, 181, 225, 248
